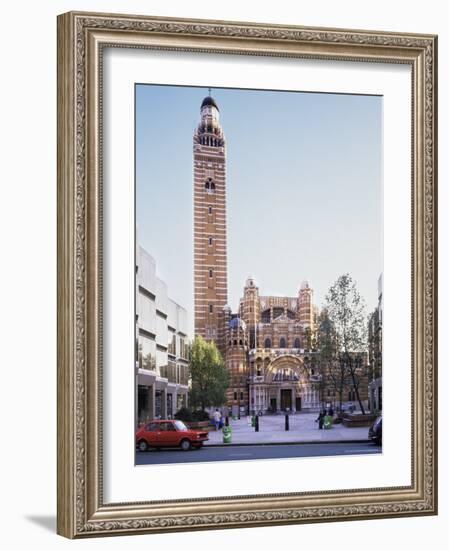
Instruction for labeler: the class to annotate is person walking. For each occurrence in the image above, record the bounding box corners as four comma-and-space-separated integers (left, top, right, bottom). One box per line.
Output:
315, 409, 325, 430
213, 408, 222, 431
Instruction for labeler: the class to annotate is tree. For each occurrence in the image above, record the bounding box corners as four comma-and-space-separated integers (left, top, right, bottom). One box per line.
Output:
324, 274, 368, 414
316, 308, 349, 409
189, 336, 229, 411
304, 326, 317, 352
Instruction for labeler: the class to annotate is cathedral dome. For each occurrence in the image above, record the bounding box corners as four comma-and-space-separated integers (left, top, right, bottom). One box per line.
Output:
229, 317, 246, 331
201, 96, 219, 111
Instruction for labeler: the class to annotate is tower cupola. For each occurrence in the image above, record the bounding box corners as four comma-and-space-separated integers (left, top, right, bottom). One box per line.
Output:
194, 94, 225, 148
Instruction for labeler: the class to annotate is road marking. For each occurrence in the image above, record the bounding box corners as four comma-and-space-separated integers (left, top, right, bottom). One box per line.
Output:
343, 449, 380, 454
229, 452, 253, 457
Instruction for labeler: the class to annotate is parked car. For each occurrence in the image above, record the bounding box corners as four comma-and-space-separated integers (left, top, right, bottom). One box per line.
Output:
368, 415, 382, 445
136, 419, 209, 452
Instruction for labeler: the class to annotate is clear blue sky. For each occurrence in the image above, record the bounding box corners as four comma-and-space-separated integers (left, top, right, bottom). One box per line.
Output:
136, 84, 383, 338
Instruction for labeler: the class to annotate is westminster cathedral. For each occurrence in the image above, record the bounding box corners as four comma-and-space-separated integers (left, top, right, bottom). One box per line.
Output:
193, 94, 364, 415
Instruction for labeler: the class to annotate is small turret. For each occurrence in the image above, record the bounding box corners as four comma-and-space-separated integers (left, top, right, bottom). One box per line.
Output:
298, 280, 314, 328
241, 276, 261, 348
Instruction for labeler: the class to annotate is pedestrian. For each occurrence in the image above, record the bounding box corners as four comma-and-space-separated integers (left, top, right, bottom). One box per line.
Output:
315, 409, 325, 430
213, 408, 222, 431
329, 405, 334, 417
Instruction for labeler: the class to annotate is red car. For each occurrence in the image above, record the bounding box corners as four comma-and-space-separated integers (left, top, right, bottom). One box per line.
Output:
136, 419, 209, 451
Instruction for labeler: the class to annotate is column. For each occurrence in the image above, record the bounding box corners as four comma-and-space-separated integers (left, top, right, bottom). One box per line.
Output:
172, 389, 178, 416
147, 384, 155, 420
160, 388, 167, 419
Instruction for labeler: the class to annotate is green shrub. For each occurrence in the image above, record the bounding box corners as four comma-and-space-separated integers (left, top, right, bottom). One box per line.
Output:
174, 407, 193, 422
191, 409, 211, 421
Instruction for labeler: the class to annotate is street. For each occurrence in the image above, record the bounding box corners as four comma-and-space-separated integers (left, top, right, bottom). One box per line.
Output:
135, 441, 381, 465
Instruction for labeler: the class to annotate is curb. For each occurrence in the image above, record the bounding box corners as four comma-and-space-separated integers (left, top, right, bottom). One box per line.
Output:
204, 439, 371, 448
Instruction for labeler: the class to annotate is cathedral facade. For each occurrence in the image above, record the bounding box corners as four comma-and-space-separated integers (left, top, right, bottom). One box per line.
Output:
193, 94, 366, 415
222, 277, 323, 415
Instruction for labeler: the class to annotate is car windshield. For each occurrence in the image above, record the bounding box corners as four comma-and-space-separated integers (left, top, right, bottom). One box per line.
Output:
174, 420, 188, 431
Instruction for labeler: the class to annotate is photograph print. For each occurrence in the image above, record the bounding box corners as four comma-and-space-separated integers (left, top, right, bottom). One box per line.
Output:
134, 84, 383, 465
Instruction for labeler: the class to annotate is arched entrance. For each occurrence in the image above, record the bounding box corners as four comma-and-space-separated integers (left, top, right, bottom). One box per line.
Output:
264, 355, 317, 413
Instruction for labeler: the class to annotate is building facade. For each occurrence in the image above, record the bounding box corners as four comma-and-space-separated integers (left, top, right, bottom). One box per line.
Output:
136, 246, 189, 425
223, 277, 323, 415
368, 273, 383, 412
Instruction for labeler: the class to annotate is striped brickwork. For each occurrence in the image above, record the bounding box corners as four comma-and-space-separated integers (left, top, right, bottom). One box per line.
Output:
193, 98, 228, 356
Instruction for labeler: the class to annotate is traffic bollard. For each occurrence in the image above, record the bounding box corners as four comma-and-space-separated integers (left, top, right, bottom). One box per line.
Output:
255, 415, 259, 432
285, 413, 289, 431
225, 416, 229, 427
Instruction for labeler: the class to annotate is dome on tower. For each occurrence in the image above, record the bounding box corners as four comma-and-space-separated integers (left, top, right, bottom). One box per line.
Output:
201, 96, 219, 111
300, 280, 310, 290
229, 317, 247, 331
245, 275, 257, 288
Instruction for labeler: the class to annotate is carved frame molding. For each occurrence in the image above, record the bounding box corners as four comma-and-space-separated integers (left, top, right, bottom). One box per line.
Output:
57, 12, 437, 538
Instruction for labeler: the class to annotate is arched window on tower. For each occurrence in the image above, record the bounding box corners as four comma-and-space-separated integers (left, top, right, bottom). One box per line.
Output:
279, 337, 287, 348
294, 338, 301, 349
205, 178, 215, 194
264, 338, 271, 349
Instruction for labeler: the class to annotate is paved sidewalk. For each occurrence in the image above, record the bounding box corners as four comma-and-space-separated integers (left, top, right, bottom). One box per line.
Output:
204, 413, 369, 446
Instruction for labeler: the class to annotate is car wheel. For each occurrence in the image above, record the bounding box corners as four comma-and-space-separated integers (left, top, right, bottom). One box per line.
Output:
138, 440, 149, 452
180, 439, 191, 451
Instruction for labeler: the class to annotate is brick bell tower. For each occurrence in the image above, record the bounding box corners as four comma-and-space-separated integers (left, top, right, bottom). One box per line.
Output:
193, 94, 228, 351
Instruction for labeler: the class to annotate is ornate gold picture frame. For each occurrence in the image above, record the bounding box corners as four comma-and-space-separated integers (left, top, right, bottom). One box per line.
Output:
57, 11, 437, 538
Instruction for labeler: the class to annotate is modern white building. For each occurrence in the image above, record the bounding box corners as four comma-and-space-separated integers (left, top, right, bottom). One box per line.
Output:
136, 246, 189, 424
368, 273, 383, 412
